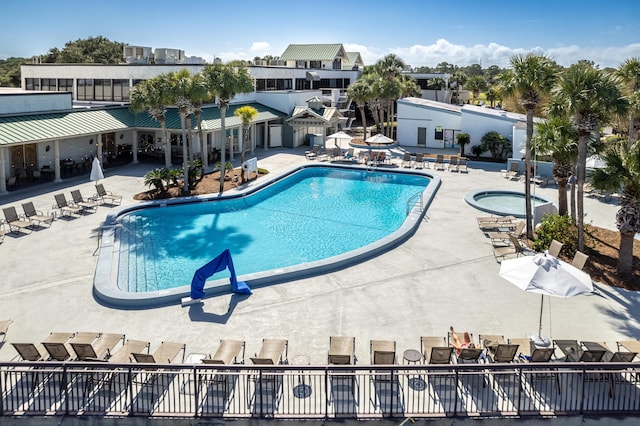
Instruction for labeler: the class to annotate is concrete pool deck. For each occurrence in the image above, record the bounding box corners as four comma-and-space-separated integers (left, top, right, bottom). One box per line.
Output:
0, 147, 637, 365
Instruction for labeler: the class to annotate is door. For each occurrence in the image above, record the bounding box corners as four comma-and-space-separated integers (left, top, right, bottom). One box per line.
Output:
417, 127, 427, 147
269, 125, 282, 147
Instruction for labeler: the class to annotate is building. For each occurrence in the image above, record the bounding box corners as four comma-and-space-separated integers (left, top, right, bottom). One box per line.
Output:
1, 44, 364, 194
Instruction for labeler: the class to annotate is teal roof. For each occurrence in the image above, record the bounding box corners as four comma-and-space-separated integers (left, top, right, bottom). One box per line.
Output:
0, 103, 286, 145
279, 44, 346, 61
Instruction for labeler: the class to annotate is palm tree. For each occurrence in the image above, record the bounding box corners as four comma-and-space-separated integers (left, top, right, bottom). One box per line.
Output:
167, 69, 193, 193
372, 54, 406, 138
188, 72, 210, 167
465, 75, 488, 105
499, 53, 558, 240
347, 78, 372, 140
201, 63, 254, 193
616, 58, 640, 146
485, 86, 499, 108
552, 62, 627, 250
129, 76, 172, 169
234, 105, 258, 183
429, 77, 445, 102
590, 140, 640, 275
532, 114, 578, 215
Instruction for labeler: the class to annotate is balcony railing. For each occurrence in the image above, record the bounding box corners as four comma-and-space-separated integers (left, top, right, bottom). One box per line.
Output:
1, 362, 639, 419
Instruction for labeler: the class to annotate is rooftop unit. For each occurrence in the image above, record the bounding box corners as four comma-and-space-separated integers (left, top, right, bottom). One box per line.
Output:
154, 48, 185, 64
124, 46, 153, 64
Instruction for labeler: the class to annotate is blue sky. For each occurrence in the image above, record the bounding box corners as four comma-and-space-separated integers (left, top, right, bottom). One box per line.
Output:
2, 0, 640, 68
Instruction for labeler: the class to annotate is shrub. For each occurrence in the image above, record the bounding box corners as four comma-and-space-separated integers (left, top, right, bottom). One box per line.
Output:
480, 131, 512, 160
471, 145, 485, 157
143, 168, 168, 193
531, 214, 592, 258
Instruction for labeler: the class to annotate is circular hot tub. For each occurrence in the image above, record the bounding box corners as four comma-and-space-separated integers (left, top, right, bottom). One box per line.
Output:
464, 189, 552, 218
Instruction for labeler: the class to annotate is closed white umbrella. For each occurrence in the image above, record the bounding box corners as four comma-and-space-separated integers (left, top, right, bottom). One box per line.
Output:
90, 157, 104, 182
499, 252, 593, 346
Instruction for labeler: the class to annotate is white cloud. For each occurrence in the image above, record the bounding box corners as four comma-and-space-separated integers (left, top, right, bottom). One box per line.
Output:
347, 38, 640, 69
250, 42, 270, 52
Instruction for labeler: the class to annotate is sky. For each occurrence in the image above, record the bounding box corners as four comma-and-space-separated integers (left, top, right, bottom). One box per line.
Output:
2, 0, 640, 69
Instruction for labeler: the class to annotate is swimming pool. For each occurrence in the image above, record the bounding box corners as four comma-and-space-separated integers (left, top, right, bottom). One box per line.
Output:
464, 189, 552, 218
95, 164, 440, 307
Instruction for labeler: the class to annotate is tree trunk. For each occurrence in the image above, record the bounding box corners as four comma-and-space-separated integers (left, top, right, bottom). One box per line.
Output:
240, 126, 248, 183
195, 110, 206, 168
180, 114, 189, 194
186, 115, 194, 162
160, 119, 171, 169
576, 132, 590, 251
557, 178, 569, 216
358, 106, 368, 141
218, 104, 227, 194
618, 231, 635, 275
524, 109, 534, 239
570, 173, 576, 220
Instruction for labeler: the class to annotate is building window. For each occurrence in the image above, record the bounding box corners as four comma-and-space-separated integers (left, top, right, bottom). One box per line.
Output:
309, 60, 322, 69
77, 79, 93, 101
25, 78, 40, 91
57, 79, 73, 92
41, 78, 56, 91
434, 126, 444, 140
113, 79, 129, 101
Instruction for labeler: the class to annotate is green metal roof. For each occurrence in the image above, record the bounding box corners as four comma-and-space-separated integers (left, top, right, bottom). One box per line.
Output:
0, 103, 286, 145
345, 52, 363, 66
279, 44, 346, 61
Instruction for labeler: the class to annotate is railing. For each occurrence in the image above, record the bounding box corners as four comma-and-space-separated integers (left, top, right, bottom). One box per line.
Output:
406, 191, 423, 216
2, 362, 640, 419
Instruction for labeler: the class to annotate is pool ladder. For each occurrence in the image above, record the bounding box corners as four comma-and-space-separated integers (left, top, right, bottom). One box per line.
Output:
406, 191, 423, 216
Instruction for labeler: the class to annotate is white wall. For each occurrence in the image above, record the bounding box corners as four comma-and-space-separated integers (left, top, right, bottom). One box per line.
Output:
0, 91, 72, 114
396, 98, 461, 148
461, 106, 519, 152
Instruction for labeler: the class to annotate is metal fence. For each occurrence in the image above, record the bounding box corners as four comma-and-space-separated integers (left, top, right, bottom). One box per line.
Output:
1, 361, 640, 419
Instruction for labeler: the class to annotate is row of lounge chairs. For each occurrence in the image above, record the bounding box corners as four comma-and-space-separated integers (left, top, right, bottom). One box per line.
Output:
0, 184, 122, 242
6, 327, 639, 366
400, 153, 469, 172
53, 184, 122, 218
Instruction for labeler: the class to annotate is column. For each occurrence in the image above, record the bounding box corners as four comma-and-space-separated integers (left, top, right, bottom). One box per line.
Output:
250, 123, 256, 154
263, 123, 268, 150
0, 147, 6, 194
54, 140, 62, 182
96, 134, 103, 161
132, 129, 139, 164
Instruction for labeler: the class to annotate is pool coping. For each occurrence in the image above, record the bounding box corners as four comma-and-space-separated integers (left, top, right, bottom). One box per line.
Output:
94, 163, 441, 308
464, 188, 552, 218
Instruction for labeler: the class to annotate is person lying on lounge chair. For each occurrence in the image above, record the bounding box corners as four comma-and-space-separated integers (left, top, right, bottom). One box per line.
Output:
449, 327, 474, 355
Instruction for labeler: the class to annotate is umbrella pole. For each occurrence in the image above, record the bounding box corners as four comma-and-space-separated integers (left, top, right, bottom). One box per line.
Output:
531, 294, 551, 347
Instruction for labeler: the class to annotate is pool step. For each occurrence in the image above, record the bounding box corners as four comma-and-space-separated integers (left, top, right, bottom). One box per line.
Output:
117, 215, 158, 293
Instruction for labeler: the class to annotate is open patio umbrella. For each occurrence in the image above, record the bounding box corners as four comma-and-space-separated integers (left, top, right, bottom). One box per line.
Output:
365, 133, 395, 145
326, 131, 353, 148
586, 155, 607, 169
499, 252, 593, 346
90, 157, 104, 182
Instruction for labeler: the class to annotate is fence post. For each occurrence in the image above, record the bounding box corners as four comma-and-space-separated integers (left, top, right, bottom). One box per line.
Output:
193, 365, 199, 418
63, 364, 69, 415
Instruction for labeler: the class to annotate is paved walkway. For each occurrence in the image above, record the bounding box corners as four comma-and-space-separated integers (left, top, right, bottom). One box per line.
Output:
0, 147, 636, 365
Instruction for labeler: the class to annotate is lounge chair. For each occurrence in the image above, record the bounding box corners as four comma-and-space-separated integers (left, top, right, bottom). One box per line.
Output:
370, 340, 396, 365
70, 333, 125, 361
401, 153, 412, 168
21, 202, 53, 228
458, 157, 468, 173
572, 251, 589, 270
504, 162, 521, 180
343, 148, 355, 162
413, 153, 424, 169
203, 339, 246, 365
0, 319, 12, 342
479, 334, 519, 363
616, 340, 640, 361
447, 331, 483, 364
53, 193, 83, 217
508, 338, 555, 363
70, 189, 99, 211
107, 339, 150, 363
12, 342, 48, 361
448, 156, 459, 172
41, 332, 87, 361
250, 338, 288, 365
493, 234, 525, 261
486, 221, 525, 245
421, 336, 453, 364
548, 239, 563, 257
2, 206, 32, 234
305, 145, 320, 159
532, 175, 554, 187
434, 154, 445, 170
94, 183, 122, 206
553, 339, 606, 362
132, 341, 186, 364
477, 215, 516, 225
328, 336, 356, 365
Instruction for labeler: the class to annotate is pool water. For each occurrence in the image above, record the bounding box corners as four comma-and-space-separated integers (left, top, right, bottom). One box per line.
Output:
466, 190, 551, 217
117, 167, 431, 293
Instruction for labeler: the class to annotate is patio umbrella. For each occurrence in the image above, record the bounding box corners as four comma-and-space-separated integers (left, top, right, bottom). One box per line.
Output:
586, 155, 606, 169
326, 131, 353, 148
499, 252, 593, 346
90, 157, 104, 182
365, 133, 395, 145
